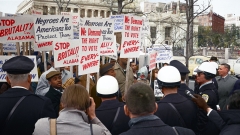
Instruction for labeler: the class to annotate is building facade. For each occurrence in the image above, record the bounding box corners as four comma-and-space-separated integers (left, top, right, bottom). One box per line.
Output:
197, 8, 225, 33
225, 14, 240, 27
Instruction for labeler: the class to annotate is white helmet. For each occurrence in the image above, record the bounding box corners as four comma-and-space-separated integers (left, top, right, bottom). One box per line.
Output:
194, 62, 216, 75
97, 75, 119, 98
209, 62, 219, 70
157, 66, 181, 86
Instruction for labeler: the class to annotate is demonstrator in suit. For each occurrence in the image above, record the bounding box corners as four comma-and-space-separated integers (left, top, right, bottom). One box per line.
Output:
0, 56, 56, 135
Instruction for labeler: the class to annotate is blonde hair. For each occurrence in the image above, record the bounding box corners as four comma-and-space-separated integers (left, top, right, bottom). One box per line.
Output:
61, 84, 90, 110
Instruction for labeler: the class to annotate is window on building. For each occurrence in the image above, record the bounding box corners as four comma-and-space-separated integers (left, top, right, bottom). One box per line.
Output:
165, 27, 171, 38
50, 7, 56, 15
73, 8, 78, 13
43, 6, 48, 15
150, 26, 156, 38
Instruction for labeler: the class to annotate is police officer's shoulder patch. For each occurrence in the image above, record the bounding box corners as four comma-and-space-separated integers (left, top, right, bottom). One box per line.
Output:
202, 94, 209, 102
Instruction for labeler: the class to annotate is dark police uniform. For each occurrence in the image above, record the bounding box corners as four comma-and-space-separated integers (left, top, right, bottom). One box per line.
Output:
96, 99, 130, 135
169, 60, 195, 99
196, 82, 220, 135
0, 56, 56, 135
155, 93, 198, 132
120, 116, 195, 135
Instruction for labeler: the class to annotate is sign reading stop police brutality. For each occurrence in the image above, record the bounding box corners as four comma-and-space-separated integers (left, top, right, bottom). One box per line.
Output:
149, 51, 157, 71
53, 40, 80, 68
79, 18, 103, 75
0, 56, 39, 82
0, 17, 35, 42
33, 15, 73, 42
120, 15, 143, 58
100, 19, 115, 55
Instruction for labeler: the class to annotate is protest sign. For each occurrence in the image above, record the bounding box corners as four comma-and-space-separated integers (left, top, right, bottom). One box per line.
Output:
61, 12, 79, 39
79, 18, 103, 75
0, 17, 35, 42
149, 51, 157, 71
100, 19, 115, 56
32, 9, 43, 15
142, 18, 150, 35
33, 15, 73, 42
53, 40, 80, 68
153, 44, 173, 63
0, 56, 39, 82
108, 37, 118, 60
3, 43, 17, 52
4, 13, 17, 17
110, 15, 124, 32
34, 41, 53, 51
120, 15, 143, 58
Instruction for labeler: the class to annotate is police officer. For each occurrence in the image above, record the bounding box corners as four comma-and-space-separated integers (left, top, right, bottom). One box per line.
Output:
154, 66, 198, 133
170, 60, 194, 99
194, 62, 220, 135
95, 75, 130, 135
0, 56, 56, 135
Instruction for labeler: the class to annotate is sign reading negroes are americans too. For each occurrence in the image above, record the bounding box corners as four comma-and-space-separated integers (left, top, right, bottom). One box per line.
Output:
33, 15, 73, 42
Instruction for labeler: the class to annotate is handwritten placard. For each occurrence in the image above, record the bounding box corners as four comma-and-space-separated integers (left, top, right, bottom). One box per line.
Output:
0, 17, 35, 42
0, 56, 39, 82
149, 51, 157, 71
110, 15, 124, 32
79, 18, 103, 75
100, 19, 115, 55
3, 43, 17, 52
32, 9, 43, 15
34, 41, 53, 51
153, 45, 173, 63
61, 12, 79, 39
120, 15, 143, 58
53, 40, 80, 68
33, 15, 73, 42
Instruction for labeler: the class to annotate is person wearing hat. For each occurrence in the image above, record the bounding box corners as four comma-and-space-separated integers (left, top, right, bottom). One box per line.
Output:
44, 71, 63, 117
154, 66, 198, 133
137, 66, 150, 85
209, 56, 218, 62
100, 63, 116, 77
35, 56, 72, 96
170, 60, 194, 99
194, 62, 220, 135
96, 76, 130, 135
0, 56, 56, 135
120, 82, 195, 135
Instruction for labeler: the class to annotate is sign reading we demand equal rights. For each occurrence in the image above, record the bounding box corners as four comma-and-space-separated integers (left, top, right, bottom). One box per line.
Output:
120, 15, 143, 58
78, 18, 103, 75
33, 15, 73, 42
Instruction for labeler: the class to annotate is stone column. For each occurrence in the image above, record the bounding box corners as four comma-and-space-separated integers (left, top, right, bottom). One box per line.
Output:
55, 6, 59, 15
98, 10, 100, 17
104, 10, 107, 18
48, 6, 51, 15
92, 10, 95, 17
202, 47, 207, 56
225, 48, 230, 63
85, 9, 87, 18
71, 8, 74, 13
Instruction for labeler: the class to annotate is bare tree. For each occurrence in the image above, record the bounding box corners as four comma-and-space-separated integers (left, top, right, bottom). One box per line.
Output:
53, 0, 71, 14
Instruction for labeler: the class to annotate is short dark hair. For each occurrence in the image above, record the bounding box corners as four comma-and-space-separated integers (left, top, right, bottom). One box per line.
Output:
181, 74, 186, 81
228, 92, 240, 109
220, 63, 230, 72
125, 82, 156, 115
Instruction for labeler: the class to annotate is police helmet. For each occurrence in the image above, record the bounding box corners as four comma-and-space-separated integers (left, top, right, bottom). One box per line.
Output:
97, 75, 119, 98
157, 66, 181, 87
194, 62, 216, 79
209, 62, 219, 70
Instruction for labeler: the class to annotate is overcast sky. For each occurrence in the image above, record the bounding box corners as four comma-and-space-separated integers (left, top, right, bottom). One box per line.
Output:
0, 0, 239, 17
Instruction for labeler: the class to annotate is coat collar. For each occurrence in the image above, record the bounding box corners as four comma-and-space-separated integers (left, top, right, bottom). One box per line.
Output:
0, 88, 33, 97
129, 117, 167, 129
199, 83, 215, 92
178, 83, 192, 91
96, 99, 124, 110
58, 108, 89, 123
158, 93, 188, 103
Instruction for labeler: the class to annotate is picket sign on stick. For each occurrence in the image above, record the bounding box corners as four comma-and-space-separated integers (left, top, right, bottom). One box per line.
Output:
86, 74, 90, 93
22, 42, 25, 55
124, 59, 131, 96
0, 43, 3, 55
26, 42, 29, 55
43, 51, 47, 71
16, 42, 20, 55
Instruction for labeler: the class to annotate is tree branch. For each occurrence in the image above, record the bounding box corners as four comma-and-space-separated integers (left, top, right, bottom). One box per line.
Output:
119, 0, 133, 13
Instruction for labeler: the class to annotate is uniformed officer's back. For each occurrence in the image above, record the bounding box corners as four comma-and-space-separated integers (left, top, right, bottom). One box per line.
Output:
95, 76, 130, 135
0, 56, 56, 135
